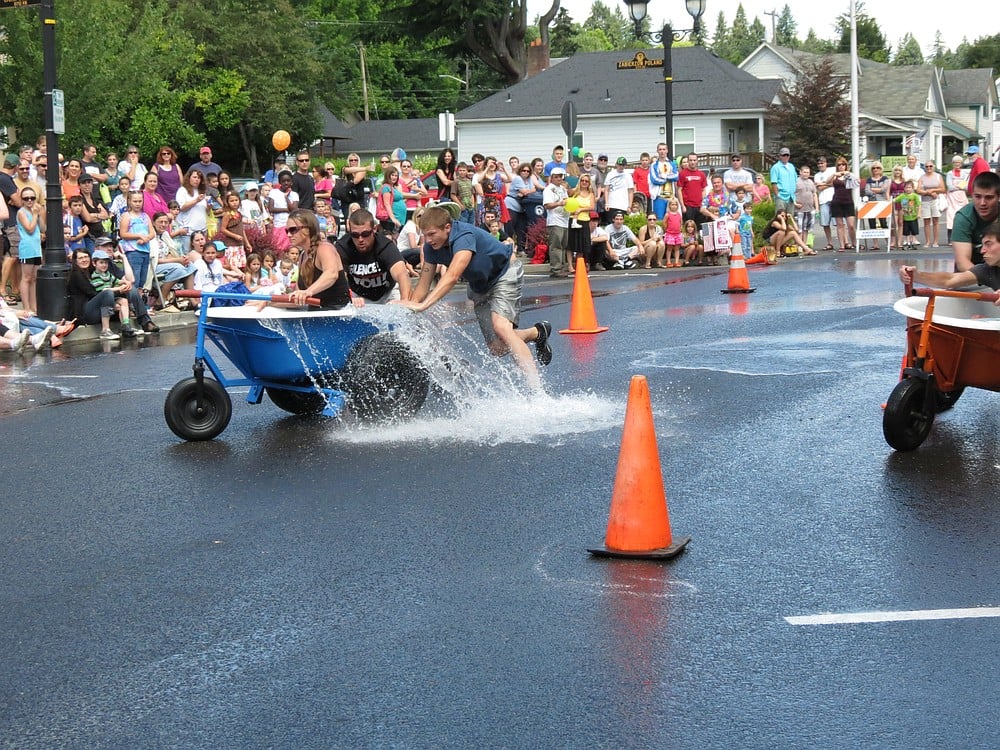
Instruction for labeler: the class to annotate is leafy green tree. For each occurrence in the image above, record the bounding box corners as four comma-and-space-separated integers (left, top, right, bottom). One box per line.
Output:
575, 29, 614, 53
836, 3, 890, 63
801, 29, 836, 54
892, 34, 924, 65
583, 1, 631, 50
170, 0, 325, 175
389, 0, 548, 83
765, 58, 851, 166
775, 5, 799, 48
0, 0, 209, 154
960, 33, 1000, 70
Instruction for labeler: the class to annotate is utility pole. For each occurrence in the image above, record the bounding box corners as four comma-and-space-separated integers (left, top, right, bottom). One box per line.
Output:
359, 44, 370, 121
763, 9, 777, 43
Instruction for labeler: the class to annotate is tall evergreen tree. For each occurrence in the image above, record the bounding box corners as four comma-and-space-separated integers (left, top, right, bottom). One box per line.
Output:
892, 34, 924, 66
549, 7, 581, 57
710, 11, 732, 61
836, 3, 890, 63
775, 5, 799, 49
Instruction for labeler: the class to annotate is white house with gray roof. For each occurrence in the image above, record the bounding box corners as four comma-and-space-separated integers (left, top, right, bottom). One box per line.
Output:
740, 43, 996, 165
454, 46, 782, 170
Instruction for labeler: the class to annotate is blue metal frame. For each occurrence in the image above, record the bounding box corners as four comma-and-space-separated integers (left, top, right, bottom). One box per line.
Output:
189, 291, 354, 418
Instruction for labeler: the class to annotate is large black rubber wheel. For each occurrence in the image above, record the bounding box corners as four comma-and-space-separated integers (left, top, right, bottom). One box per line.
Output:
935, 387, 965, 413
266, 386, 328, 415
342, 334, 429, 421
164, 377, 233, 441
883, 378, 935, 451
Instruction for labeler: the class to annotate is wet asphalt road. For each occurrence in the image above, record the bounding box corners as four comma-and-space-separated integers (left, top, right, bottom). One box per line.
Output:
3, 252, 999, 748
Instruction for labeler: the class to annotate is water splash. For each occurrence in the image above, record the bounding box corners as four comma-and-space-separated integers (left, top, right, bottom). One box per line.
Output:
257, 304, 623, 445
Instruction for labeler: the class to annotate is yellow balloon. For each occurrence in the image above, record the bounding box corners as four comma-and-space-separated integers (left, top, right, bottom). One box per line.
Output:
564, 196, 580, 215
272, 130, 291, 151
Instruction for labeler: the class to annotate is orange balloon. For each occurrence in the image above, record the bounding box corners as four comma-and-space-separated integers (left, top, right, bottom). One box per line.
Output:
272, 130, 291, 151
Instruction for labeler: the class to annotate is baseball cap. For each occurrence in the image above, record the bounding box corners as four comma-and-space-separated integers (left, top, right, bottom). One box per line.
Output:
94, 236, 114, 247
584, 152, 593, 158
79, 173, 94, 183
550, 167, 566, 176
616, 157, 628, 166
199, 146, 212, 155
598, 153, 609, 160
779, 147, 791, 156
92, 248, 111, 259
3, 154, 20, 168
242, 181, 259, 192
588, 211, 600, 221
966, 145, 979, 154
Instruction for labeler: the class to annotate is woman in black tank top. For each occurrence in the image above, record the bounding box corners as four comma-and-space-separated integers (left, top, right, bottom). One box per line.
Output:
285, 209, 350, 309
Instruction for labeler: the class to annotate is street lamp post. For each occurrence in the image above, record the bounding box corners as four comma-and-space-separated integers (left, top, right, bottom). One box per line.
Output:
621, 0, 706, 156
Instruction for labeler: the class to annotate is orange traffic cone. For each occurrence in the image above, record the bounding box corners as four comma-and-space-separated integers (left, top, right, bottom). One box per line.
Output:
588, 375, 690, 560
721, 240, 756, 294
560, 256, 609, 334
746, 249, 768, 265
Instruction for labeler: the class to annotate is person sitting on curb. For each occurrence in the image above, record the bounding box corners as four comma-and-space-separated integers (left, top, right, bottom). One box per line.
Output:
0, 321, 30, 353
0, 296, 74, 350
899, 222, 1000, 296
398, 203, 552, 390
604, 212, 643, 268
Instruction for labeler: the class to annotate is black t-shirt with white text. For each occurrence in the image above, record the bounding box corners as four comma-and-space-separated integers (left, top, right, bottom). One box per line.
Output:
335, 232, 404, 301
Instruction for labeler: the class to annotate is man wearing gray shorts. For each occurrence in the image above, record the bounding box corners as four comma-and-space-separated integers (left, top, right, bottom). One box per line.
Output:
401, 204, 553, 387
814, 156, 837, 250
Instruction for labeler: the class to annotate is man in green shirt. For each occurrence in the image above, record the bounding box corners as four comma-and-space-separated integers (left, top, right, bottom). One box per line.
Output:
952, 172, 1000, 270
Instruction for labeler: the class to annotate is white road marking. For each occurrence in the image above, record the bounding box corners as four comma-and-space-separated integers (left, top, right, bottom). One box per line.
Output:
785, 607, 1000, 626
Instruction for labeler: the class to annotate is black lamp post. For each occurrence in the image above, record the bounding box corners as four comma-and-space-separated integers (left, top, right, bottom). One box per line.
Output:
621, 0, 706, 156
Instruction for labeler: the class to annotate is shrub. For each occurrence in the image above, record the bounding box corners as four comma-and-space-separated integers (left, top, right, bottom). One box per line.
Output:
246, 224, 287, 257
524, 218, 548, 251
623, 213, 645, 237
751, 199, 775, 248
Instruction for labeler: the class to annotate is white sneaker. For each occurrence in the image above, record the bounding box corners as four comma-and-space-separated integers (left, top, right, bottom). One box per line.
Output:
99, 329, 120, 341
30, 326, 55, 351
13, 330, 30, 353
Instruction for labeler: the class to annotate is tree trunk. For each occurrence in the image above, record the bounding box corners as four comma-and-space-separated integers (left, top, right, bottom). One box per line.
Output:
538, 0, 559, 48
238, 121, 260, 178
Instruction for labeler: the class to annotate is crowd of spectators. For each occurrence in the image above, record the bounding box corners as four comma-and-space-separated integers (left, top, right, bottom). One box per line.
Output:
0, 136, 994, 353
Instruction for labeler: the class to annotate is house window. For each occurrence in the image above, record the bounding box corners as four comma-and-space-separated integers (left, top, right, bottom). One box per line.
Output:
674, 128, 694, 157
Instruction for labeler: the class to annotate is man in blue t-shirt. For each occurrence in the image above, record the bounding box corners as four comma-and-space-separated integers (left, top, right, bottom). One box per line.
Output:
400, 204, 553, 386
769, 147, 797, 213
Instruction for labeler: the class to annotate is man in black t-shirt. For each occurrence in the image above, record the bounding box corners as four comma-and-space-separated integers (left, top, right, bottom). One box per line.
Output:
292, 150, 315, 211
334, 209, 411, 305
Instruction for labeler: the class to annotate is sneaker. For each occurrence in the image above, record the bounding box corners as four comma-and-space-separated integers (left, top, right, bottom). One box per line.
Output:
142, 320, 160, 334
30, 325, 55, 351
12, 330, 30, 353
100, 329, 120, 341
121, 326, 138, 339
533, 321, 553, 366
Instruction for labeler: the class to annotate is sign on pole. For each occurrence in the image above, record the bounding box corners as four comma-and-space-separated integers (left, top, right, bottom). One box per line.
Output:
560, 100, 577, 143
51, 88, 64, 135
0, 0, 42, 7
438, 111, 455, 144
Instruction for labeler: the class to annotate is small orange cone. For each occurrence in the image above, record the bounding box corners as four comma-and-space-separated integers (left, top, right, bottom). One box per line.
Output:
560, 256, 609, 334
746, 250, 768, 265
588, 375, 690, 560
721, 239, 756, 294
